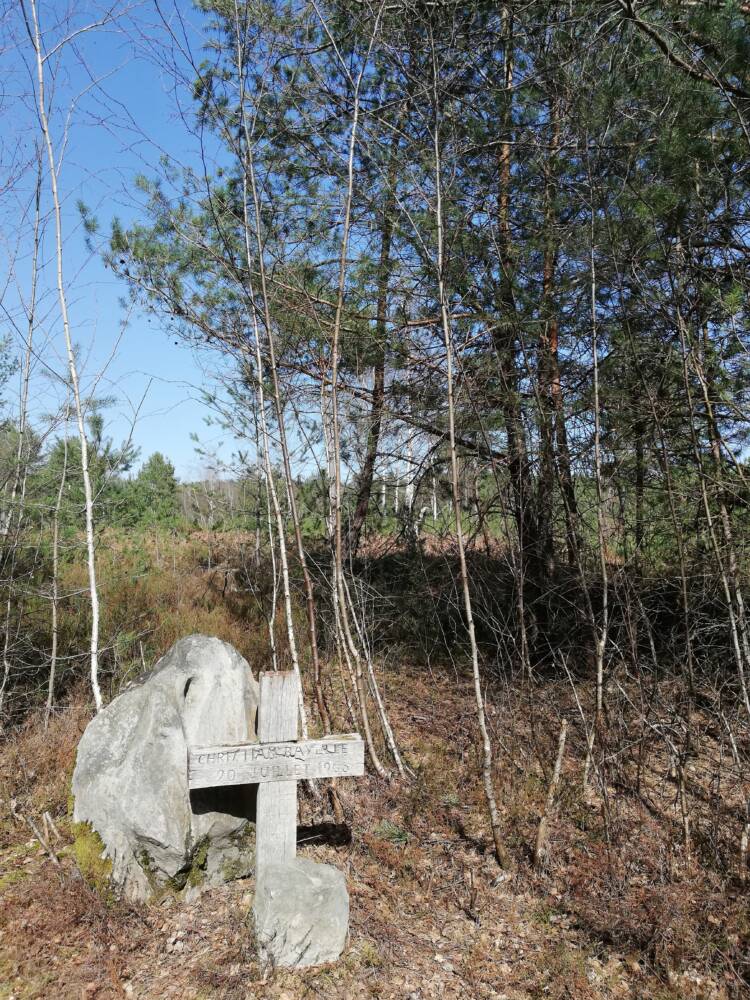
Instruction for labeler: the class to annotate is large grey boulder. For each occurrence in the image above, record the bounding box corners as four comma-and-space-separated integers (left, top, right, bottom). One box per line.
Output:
72, 635, 259, 902
253, 858, 349, 968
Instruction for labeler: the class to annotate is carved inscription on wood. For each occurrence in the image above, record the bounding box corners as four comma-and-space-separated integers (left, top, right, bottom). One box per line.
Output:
188, 734, 365, 790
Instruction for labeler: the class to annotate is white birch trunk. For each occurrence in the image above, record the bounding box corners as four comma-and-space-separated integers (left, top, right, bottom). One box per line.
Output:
26, 0, 103, 711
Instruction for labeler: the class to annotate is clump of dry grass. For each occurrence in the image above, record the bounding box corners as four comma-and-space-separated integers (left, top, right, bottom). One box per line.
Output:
0, 698, 90, 848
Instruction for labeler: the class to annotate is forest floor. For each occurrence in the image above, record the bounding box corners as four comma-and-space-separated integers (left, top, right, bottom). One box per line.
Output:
2, 653, 747, 1000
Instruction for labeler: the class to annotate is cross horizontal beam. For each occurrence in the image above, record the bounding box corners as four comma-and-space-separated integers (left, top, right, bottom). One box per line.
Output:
188, 734, 365, 790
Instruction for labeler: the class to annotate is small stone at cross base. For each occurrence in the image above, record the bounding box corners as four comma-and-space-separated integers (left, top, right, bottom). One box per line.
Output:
253, 857, 349, 968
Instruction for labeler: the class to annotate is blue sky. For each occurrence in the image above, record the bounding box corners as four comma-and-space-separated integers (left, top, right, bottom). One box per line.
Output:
2, 1, 243, 480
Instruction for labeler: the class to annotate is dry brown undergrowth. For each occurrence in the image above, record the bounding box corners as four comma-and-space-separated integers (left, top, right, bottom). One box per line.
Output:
1, 663, 747, 999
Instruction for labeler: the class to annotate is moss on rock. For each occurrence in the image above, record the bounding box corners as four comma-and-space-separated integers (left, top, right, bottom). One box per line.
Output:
136, 847, 161, 894
155, 836, 211, 894
234, 822, 256, 849
72, 822, 251, 903
221, 822, 255, 883
220, 856, 244, 881
186, 837, 209, 888
71, 821, 113, 897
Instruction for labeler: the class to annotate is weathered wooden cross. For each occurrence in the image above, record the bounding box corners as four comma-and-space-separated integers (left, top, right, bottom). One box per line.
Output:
187, 671, 364, 866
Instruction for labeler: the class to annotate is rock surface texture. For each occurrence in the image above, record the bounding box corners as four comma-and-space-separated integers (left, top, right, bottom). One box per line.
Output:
72, 635, 259, 901
253, 858, 349, 968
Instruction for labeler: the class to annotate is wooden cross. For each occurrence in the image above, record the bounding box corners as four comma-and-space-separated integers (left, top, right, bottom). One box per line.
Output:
187, 671, 364, 866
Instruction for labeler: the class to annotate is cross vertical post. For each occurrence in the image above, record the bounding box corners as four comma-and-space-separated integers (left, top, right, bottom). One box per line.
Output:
187, 669, 364, 867
255, 671, 299, 868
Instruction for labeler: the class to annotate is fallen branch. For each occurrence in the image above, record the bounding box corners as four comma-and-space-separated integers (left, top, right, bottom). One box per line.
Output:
10, 798, 60, 867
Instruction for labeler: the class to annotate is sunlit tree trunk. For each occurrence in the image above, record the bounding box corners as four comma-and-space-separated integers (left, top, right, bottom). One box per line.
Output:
24, 0, 103, 711
347, 132, 399, 558
431, 30, 508, 866
46, 404, 69, 728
